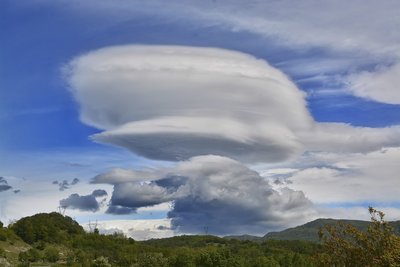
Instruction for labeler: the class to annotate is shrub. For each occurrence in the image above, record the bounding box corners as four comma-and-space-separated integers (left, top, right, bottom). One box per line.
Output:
317, 207, 400, 266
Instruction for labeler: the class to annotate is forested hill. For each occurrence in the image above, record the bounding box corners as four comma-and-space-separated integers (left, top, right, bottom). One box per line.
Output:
2, 212, 400, 266
262, 218, 400, 243
225, 218, 400, 243
0, 212, 321, 266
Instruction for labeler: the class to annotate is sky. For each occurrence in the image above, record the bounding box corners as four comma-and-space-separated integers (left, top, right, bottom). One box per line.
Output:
1, 0, 400, 240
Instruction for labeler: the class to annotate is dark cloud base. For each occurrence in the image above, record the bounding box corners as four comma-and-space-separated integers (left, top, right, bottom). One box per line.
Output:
94, 156, 315, 235
60, 189, 108, 212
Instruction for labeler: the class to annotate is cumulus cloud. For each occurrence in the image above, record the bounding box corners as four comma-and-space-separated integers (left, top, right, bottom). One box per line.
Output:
106, 205, 136, 215
346, 63, 400, 105
83, 219, 174, 240
93, 155, 316, 235
0, 177, 12, 192
60, 189, 108, 212
0, 185, 12, 192
92, 189, 108, 197
67, 45, 313, 163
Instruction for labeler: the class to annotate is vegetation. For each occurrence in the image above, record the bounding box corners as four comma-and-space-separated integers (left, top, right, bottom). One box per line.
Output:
0, 208, 399, 266
263, 218, 400, 243
317, 207, 400, 266
10, 212, 85, 244
0, 213, 320, 266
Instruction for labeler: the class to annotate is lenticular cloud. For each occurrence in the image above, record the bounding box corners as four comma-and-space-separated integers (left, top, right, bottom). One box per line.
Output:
66, 45, 313, 163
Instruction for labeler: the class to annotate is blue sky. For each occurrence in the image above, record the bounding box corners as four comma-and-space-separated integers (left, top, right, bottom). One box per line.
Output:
1, 0, 400, 239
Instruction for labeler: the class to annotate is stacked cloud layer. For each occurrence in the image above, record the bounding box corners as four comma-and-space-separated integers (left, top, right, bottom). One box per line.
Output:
67, 45, 313, 163
66, 45, 400, 235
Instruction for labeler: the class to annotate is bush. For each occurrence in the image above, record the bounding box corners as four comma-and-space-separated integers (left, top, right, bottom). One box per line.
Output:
18, 248, 42, 263
44, 247, 60, 262
0, 231, 7, 241
317, 207, 400, 266
92, 256, 112, 267
0, 247, 5, 257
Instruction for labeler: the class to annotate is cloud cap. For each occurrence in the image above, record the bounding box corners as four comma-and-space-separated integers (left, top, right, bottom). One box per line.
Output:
67, 45, 313, 163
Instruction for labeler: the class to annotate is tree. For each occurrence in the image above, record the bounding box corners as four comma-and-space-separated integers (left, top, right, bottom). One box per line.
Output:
44, 247, 60, 262
317, 207, 400, 266
18, 248, 42, 263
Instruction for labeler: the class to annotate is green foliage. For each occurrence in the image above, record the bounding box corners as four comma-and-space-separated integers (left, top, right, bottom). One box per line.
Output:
10, 212, 84, 244
33, 240, 46, 250
0, 247, 5, 257
0, 212, 324, 266
0, 226, 20, 242
44, 247, 60, 262
92, 256, 112, 267
264, 217, 400, 243
133, 252, 169, 267
18, 248, 42, 263
317, 207, 400, 267
0, 231, 6, 242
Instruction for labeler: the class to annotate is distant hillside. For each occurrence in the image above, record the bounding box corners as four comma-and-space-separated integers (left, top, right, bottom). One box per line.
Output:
263, 218, 400, 243
223, 234, 262, 242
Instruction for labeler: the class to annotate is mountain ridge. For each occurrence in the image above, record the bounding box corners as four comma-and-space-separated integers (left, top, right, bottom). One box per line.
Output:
225, 218, 400, 243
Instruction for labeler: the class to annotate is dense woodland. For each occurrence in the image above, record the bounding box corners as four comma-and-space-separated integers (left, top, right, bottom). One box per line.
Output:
0, 208, 399, 266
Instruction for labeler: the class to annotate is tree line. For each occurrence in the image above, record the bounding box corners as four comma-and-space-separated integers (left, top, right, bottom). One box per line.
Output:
0, 208, 399, 266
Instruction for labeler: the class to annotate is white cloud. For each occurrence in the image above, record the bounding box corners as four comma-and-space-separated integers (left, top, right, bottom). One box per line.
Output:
83, 219, 174, 240
67, 45, 400, 163
67, 45, 313, 163
205, 0, 400, 56
67, 0, 400, 104
65, 44, 400, 237
300, 123, 400, 153
272, 147, 400, 203
316, 206, 400, 222
346, 63, 400, 105
0, 176, 112, 225
93, 168, 160, 184
93, 155, 316, 235
47, 0, 400, 57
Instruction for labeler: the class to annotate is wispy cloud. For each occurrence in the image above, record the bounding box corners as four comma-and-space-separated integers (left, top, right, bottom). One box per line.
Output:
346, 63, 400, 105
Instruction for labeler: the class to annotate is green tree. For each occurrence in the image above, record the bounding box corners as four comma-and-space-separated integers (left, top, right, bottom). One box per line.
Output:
133, 253, 168, 267
18, 248, 42, 263
317, 207, 400, 266
10, 212, 84, 244
44, 247, 60, 262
